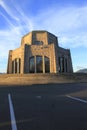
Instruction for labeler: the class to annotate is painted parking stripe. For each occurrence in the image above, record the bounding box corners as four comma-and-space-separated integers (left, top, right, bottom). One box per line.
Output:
8, 94, 17, 130
66, 95, 87, 104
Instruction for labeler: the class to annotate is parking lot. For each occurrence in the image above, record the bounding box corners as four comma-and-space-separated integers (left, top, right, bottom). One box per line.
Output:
0, 83, 87, 130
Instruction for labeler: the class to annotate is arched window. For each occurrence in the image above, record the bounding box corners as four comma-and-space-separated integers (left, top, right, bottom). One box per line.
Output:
29, 56, 50, 73
19, 58, 21, 73
65, 58, 67, 72
12, 58, 21, 73
12, 58, 17, 73
29, 56, 35, 73
15, 58, 17, 73
44, 56, 50, 73
36, 56, 43, 73
58, 57, 64, 73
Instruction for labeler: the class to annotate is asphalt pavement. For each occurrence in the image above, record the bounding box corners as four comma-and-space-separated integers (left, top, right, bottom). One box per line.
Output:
0, 83, 87, 130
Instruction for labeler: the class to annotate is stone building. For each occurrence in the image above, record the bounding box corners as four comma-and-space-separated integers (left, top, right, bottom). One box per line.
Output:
7, 30, 73, 74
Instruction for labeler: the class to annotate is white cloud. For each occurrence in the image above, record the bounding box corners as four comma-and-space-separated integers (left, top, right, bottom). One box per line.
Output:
32, 6, 87, 48
0, 0, 35, 72
1, 0, 87, 48
0, 0, 33, 31
59, 33, 87, 48
0, 28, 22, 72
37, 6, 87, 30
0, 0, 19, 21
0, 12, 15, 28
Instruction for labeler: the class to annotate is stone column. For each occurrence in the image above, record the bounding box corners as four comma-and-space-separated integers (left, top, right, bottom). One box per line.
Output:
35, 56, 36, 73
43, 56, 45, 73
67, 58, 69, 73
19, 58, 21, 73
13, 60, 15, 74
7, 50, 12, 74
60, 58, 62, 73
17, 58, 19, 73
64, 57, 66, 73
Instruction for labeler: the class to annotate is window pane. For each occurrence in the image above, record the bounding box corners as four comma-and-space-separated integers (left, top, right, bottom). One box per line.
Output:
34, 41, 43, 45
45, 57, 50, 73
58, 57, 64, 72
29, 57, 35, 73
61, 57, 64, 72
65, 58, 67, 72
36, 56, 43, 73
19, 58, 21, 73
15, 59, 17, 73
58, 57, 61, 72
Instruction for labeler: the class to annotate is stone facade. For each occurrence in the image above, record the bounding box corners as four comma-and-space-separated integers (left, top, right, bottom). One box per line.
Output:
7, 30, 73, 74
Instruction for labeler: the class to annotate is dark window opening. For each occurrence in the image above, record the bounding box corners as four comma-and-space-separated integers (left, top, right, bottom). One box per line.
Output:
65, 58, 67, 72
45, 56, 50, 73
36, 56, 43, 73
34, 41, 43, 45
29, 57, 35, 73
58, 57, 64, 73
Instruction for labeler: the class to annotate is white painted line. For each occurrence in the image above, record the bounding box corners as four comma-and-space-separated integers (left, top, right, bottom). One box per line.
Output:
8, 94, 17, 130
66, 95, 87, 104
36, 96, 42, 99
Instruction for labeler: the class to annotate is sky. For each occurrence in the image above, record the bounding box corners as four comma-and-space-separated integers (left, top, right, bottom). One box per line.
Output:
0, 0, 87, 73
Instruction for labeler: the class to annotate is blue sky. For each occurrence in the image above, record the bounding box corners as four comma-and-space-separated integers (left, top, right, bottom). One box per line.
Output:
0, 0, 87, 72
